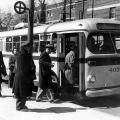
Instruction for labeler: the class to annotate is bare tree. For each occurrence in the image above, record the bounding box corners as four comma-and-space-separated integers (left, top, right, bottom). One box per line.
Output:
38, 0, 45, 4
0, 9, 25, 31
35, 0, 63, 23
0, 10, 14, 31
34, 0, 46, 23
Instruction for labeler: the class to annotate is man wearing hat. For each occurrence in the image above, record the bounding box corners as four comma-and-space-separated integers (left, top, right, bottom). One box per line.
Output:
13, 41, 36, 111
36, 44, 54, 102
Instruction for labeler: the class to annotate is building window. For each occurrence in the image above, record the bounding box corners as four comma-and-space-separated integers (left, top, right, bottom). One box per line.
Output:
66, 4, 75, 20
71, 4, 75, 16
109, 7, 116, 19
46, 10, 53, 17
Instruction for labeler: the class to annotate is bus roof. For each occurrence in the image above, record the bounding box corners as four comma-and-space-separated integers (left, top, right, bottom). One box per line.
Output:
0, 18, 120, 37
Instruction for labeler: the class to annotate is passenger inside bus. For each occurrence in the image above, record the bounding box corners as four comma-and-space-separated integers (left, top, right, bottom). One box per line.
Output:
87, 35, 100, 53
100, 34, 115, 53
64, 45, 78, 86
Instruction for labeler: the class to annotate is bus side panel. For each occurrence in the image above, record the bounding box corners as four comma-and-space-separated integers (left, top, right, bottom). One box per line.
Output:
85, 54, 120, 97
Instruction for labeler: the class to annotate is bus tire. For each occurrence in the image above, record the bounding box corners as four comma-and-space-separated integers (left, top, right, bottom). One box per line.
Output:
79, 91, 87, 100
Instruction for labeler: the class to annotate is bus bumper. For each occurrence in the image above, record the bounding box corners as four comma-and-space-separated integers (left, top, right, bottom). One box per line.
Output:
86, 87, 120, 97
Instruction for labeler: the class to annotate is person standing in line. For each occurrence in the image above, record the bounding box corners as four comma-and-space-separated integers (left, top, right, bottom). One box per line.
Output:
36, 44, 54, 103
63, 45, 78, 96
0, 51, 7, 96
64, 46, 76, 85
8, 48, 18, 88
13, 42, 36, 111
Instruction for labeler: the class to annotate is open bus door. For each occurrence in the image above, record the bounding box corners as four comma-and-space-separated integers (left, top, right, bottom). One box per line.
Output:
57, 33, 79, 97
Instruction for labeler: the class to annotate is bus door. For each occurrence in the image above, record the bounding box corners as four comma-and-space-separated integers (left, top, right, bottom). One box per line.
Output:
57, 33, 79, 89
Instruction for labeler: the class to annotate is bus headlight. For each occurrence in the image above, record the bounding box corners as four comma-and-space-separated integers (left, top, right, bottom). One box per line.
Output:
87, 75, 96, 83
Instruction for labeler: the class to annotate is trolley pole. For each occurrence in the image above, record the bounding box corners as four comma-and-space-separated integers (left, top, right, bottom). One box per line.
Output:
28, 0, 34, 46
92, 0, 94, 18
69, 0, 72, 21
82, 0, 84, 19
63, 0, 66, 22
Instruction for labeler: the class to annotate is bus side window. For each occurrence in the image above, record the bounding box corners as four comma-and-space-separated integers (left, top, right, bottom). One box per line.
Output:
21, 35, 27, 44
100, 34, 115, 53
6, 37, 13, 52
87, 35, 100, 53
59, 35, 64, 54
51, 33, 57, 53
13, 36, 20, 51
33, 34, 39, 53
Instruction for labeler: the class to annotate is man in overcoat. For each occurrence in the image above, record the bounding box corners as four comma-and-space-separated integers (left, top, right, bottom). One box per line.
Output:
13, 42, 36, 111
36, 44, 54, 102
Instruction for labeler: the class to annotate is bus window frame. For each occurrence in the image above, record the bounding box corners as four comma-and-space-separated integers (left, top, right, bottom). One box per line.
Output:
6, 37, 13, 52
33, 34, 39, 53
87, 31, 118, 54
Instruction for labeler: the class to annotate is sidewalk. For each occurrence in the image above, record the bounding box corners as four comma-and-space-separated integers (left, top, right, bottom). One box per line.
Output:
1, 83, 120, 120
0, 83, 81, 120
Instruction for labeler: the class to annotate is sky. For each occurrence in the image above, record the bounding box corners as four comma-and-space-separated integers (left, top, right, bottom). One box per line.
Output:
0, 0, 62, 13
0, 0, 27, 12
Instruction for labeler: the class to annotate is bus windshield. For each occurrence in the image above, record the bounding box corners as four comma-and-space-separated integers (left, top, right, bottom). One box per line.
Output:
87, 32, 120, 54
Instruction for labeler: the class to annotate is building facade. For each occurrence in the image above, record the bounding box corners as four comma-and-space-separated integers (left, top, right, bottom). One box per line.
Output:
34, 0, 88, 24
34, 0, 120, 24
87, 0, 120, 20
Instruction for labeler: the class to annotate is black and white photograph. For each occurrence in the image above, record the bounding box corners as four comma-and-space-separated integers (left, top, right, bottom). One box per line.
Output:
0, 0, 120, 120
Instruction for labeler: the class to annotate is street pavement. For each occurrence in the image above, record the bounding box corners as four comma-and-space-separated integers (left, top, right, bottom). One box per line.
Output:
0, 83, 120, 120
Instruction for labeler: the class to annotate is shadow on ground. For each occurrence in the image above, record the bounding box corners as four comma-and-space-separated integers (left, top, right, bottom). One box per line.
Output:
29, 106, 86, 113
73, 95, 120, 109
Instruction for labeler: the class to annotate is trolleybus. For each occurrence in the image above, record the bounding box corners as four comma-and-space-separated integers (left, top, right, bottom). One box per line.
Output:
1, 18, 120, 99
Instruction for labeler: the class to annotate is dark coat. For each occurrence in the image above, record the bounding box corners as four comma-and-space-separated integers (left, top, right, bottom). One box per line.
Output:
13, 51, 35, 98
9, 55, 17, 88
39, 51, 52, 89
0, 51, 7, 83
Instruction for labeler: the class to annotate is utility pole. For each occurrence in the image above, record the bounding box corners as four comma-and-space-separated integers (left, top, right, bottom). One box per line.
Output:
69, 0, 72, 21
14, 0, 34, 53
28, 0, 34, 45
92, 0, 94, 18
63, 0, 67, 22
